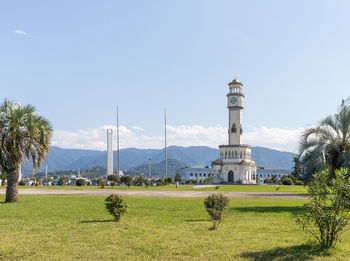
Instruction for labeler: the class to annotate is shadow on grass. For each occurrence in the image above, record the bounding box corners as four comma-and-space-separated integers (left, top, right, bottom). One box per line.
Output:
80, 219, 114, 224
184, 219, 209, 222
230, 206, 305, 214
240, 243, 330, 261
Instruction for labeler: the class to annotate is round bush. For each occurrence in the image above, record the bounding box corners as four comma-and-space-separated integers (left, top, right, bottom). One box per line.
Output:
105, 194, 128, 222
204, 193, 229, 230
18, 180, 26, 186
282, 177, 294, 185
295, 180, 304, 185
76, 179, 86, 186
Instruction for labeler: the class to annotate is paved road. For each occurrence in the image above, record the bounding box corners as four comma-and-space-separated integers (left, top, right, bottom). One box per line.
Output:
0, 189, 306, 199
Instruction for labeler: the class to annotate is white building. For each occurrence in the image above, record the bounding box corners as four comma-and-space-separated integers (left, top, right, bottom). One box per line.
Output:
213, 78, 257, 184
176, 167, 218, 183
257, 168, 290, 184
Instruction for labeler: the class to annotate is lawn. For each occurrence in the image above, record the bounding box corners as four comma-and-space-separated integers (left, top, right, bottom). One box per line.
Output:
7, 184, 308, 194
0, 195, 349, 260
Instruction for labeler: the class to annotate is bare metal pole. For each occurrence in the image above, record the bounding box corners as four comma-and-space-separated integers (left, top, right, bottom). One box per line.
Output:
164, 108, 167, 179
148, 158, 151, 179
45, 165, 48, 185
117, 106, 120, 176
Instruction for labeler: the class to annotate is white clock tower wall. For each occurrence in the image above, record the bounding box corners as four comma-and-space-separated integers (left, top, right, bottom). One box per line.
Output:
229, 108, 242, 145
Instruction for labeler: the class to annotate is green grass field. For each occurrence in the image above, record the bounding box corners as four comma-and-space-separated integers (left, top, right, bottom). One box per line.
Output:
7, 184, 308, 194
0, 195, 348, 260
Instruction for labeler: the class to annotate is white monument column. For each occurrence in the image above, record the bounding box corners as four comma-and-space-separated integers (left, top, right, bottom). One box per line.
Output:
107, 129, 113, 175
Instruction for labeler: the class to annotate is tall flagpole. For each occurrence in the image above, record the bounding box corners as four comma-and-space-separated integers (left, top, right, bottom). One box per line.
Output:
117, 106, 120, 176
164, 108, 167, 179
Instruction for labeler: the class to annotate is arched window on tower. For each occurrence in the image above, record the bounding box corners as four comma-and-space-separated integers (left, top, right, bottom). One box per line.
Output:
231, 123, 237, 133
235, 151, 238, 159
240, 151, 243, 159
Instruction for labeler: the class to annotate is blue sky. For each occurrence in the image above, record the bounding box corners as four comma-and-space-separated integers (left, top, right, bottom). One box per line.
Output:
1, 1, 350, 152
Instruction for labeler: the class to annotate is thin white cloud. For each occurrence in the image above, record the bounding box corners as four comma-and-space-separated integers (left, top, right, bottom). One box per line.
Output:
132, 126, 144, 131
14, 30, 29, 36
51, 125, 303, 153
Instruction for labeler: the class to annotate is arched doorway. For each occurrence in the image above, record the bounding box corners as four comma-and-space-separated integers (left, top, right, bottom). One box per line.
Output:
228, 171, 234, 183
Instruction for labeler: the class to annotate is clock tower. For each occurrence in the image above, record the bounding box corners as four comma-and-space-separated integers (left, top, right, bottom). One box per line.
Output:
212, 77, 257, 184
227, 78, 244, 145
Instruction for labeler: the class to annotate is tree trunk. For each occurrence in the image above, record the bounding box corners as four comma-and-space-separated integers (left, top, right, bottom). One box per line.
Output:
6, 163, 20, 203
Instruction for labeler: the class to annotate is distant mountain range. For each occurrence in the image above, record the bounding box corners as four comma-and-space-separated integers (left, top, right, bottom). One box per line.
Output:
21, 145, 296, 176
124, 159, 187, 178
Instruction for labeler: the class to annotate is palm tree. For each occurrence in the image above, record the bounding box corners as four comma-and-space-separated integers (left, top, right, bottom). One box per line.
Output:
0, 99, 52, 202
291, 156, 301, 180
299, 98, 350, 181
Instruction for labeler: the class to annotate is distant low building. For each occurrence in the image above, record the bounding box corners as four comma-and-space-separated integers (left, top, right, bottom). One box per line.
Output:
257, 167, 290, 184
176, 167, 218, 183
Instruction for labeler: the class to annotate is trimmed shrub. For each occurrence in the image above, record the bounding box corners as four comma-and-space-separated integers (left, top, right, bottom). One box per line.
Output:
157, 178, 164, 186
204, 193, 229, 230
264, 178, 273, 184
165, 177, 173, 184
120, 175, 133, 188
105, 194, 128, 222
136, 175, 147, 186
107, 174, 120, 183
282, 177, 293, 185
18, 180, 26, 186
58, 176, 68, 186
174, 173, 182, 182
295, 180, 304, 185
76, 179, 86, 186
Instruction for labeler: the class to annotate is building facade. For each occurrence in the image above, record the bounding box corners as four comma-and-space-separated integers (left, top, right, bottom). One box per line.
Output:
212, 78, 257, 184
176, 167, 218, 183
257, 168, 290, 184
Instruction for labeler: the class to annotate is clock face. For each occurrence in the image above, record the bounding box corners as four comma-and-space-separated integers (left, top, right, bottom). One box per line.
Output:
230, 97, 237, 104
